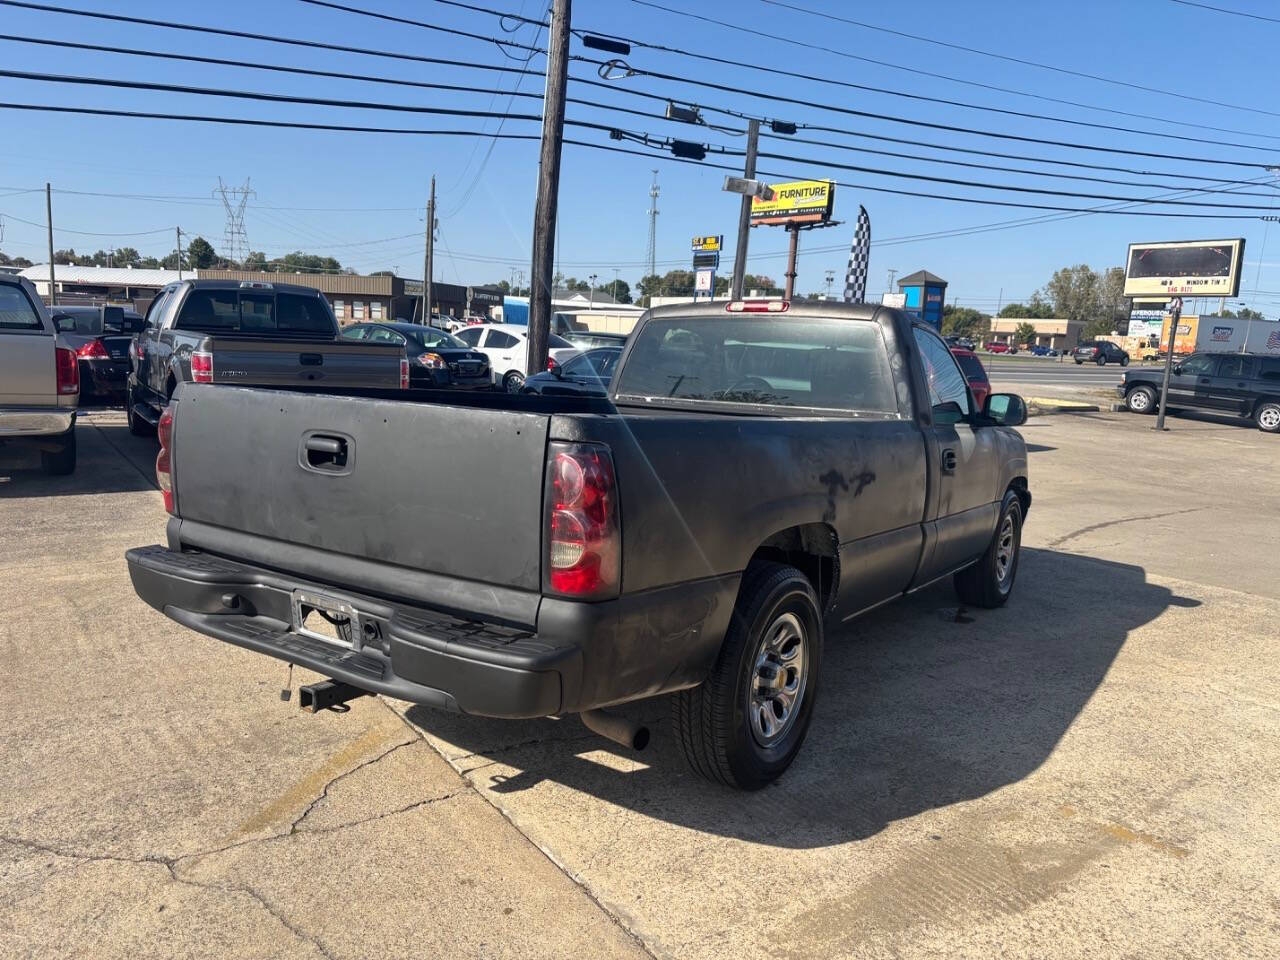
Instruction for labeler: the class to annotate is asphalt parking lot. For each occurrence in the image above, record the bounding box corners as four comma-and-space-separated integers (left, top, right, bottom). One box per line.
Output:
2, 405, 1277, 960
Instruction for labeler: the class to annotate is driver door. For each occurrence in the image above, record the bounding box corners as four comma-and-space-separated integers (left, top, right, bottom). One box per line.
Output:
1166, 353, 1216, 409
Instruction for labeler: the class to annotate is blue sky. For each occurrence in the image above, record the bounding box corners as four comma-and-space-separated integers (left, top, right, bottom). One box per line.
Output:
1, 0, 1278, 316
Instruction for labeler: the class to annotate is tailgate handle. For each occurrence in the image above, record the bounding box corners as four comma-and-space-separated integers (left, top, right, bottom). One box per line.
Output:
303, 434, 348, 470
300, 352, 324, 366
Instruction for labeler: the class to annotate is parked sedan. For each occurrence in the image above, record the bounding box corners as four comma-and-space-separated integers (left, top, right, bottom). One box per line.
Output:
451, 322, 581, 392
50, 304, 143, 402
520, 346, 622, 397
983, 341, 1011, 354
1073, 340, 1130, 366
340, 321, 491, 389
950, 347, 992, 409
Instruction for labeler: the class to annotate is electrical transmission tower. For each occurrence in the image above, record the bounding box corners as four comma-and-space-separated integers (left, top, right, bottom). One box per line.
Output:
645, 170, 659, 281
214, 177, 255, 264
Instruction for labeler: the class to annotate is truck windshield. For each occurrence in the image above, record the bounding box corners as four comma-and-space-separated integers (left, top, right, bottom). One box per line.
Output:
176, 290, 333, 336
614, 314, 900, 414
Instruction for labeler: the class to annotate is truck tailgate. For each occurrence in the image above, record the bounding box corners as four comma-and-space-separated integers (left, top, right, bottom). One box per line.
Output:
208, 337, 404, 389
171, 386, 548, 591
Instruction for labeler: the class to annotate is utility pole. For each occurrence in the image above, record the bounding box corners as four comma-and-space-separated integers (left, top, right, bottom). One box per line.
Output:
784, 226, 800, 300
424, 176, 436, 325
45, 184, 56, 307
175, 226, 183, 282
730, 119, 760, 301
527, 0, 571, 375
824, 269, 835, 300
887, 267, 898, 292
1155, 297, 1182, 432
612, 266, 620, 302
588, 273, 598, 309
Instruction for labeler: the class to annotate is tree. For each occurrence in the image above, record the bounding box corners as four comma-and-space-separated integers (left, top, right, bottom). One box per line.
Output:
244, 251, 268, 271
114, 247, 141, 267
1237, 307, 1265, 321
138, 256, 161, 269
1013, 321, 1038, 346
999, 296, 1054, 320
0, 251, 33, 268
602, 278, 631, 303
742, 273, 782, 296
942, 305, 989, 338
185, 236, 218, 269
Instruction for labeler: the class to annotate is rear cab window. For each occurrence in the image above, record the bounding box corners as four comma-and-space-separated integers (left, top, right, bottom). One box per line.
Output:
175, 288, 334, 337
0, 284, 44, 331
613, 311, 907, 416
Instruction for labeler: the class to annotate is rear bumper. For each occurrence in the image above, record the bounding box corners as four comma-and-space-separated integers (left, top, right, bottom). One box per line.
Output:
80, 358, 128, 396
125, 544, 737, 717
0, 407, 75, 438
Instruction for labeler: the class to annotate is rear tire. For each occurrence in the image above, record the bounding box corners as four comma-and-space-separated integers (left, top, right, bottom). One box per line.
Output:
1256, 401, 1280, 434
126, 385, 154, 436
503, 371, 525, 393
1121, 355, 1130, 367
1075, 359, 1084, 365
1096, 355, 1107, 366
40, 427, 76, 476
1126, 385, 1157, 415
673, 562, 823, 790
954, 489, 1022, 609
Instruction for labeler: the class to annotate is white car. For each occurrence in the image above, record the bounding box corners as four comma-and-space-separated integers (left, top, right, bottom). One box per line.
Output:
452, 322, 581, 392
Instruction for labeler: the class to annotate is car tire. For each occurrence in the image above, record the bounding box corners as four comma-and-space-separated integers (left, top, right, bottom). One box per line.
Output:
1256, 401, 1280, 434
673, 561, 823, 790
1126, 385, 1157, 415
954, 489, 1023, 609
126, 385, 154, 436
1121, 355, 1130, 367
40, 427, 76, 476
503, 371, 525, 393
1075, 359, 1084, 365
1096, 356, 1107, 366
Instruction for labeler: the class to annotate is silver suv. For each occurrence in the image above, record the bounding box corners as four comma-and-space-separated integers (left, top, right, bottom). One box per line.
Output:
0, 275, 79, 473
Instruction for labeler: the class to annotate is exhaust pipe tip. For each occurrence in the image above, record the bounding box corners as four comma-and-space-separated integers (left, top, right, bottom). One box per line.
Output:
580, 709, 649, 751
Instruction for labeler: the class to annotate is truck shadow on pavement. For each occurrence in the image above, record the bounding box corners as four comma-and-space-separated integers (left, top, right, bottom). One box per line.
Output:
0, 420, 158, 498
406, 548, 1198, 848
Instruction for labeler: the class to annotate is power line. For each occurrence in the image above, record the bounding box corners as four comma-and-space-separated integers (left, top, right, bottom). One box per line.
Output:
300, 0, 1280, 148
758, 0, 1280, 121
0, 212, 175, 237
1166, 0, 1280, 24
3, 99, 1270, 219
296, 0, 544, 55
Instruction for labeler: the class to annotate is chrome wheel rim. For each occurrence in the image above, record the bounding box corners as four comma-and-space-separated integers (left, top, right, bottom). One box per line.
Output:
1260, 407, 1280, 430
995, 514, 1017, 586
1129, 391, 1150, 412
749, 611, 808, 747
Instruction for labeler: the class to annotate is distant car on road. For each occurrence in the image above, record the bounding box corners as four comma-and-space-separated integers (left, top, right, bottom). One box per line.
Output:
520, 346, 622, 397
1074, 341, 1129, 366
340, 321, 491, 390
0, 274, 78, 473
1119, 351, 1280, 432
950, 347, 992, 409
451, 322, 581, 392
50, 304, 143, 402
984, 341, 1011, 354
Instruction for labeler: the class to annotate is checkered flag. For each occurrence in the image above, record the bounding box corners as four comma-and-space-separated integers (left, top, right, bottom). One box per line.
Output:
843, 205, 871, 303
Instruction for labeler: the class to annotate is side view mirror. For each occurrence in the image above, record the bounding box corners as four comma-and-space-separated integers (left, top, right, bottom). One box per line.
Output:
1172, 364, 1183, 375
983, 392, 1027, 427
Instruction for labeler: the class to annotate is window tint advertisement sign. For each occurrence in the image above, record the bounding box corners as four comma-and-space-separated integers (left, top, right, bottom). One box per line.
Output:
1123, 238, 1246, 297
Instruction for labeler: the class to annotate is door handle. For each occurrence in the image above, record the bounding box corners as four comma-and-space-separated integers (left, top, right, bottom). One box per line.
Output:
299, 353, 324, 366
302, 433, 350, 471
941, 448, 958, 474
1198, 377, 1211, 384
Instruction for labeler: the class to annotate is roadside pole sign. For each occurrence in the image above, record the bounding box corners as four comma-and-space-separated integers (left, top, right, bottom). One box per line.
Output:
694, 267, 715, 299
1155, 296, 1184, 432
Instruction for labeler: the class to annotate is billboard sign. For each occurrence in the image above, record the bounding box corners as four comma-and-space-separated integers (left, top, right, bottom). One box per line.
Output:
691, 235, 722, 252
1128, 299, 1166, 338
750, 180, 835, 226
1123, 238, 1246, 297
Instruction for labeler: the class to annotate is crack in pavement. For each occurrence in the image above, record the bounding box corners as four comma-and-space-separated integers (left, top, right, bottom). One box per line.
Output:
1048, 506, 1204, 548
287, 739, 414, 835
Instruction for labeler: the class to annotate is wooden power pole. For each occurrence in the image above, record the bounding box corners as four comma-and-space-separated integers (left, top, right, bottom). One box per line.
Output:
730, 119, 759, 301
45, 184, 56, 306
421, 176, 436, 325
526, 0, 571, 375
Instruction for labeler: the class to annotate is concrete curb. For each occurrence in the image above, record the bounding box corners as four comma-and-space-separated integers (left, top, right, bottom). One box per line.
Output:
1026, 397, 1101, 416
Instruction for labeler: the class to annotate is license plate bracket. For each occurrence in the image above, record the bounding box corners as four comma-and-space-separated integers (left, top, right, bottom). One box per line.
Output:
290, 590, 363, 650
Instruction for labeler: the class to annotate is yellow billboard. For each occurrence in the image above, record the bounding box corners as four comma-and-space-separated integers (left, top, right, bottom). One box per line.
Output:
1123, 238, 1246, 298
691, 235, 722, 252
750, 180, 835, 226
1159, 315, 1200, 354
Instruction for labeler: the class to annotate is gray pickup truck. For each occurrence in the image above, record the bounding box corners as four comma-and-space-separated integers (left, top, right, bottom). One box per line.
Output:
126, 301, 1029, 788
127, 279, 407, 435
0, 274, 79, 474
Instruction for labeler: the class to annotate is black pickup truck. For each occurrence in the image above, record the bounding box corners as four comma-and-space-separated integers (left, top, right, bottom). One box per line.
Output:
126, 301, 1030, 788
126, 279, 407, 435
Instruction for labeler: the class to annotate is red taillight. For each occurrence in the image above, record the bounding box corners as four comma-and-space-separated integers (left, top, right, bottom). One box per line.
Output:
54, 346, 79, 395
400, 357, 410, 388
546, 442, 619, 598
725, 300, 789, 313
76, 339, 109, 359
191, 349, 213, 383
156, 407, 175, 514
547, 356, 558, 372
